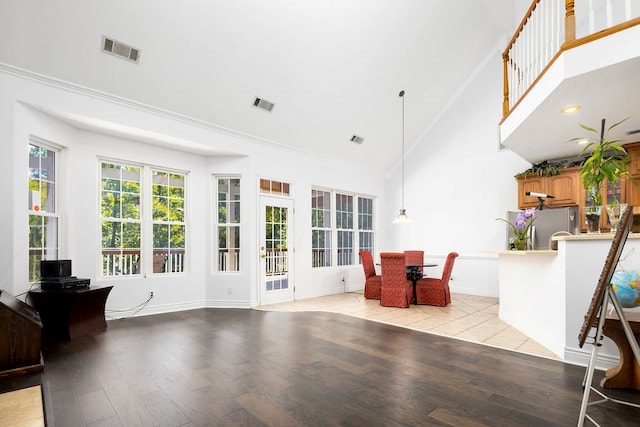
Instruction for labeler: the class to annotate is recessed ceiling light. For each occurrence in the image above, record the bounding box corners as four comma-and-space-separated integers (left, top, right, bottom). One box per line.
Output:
578, 139, 589, 145
561, 105, 580, 113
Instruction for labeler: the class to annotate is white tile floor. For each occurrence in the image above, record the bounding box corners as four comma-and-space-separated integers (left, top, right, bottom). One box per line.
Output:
257, 292, 560, 360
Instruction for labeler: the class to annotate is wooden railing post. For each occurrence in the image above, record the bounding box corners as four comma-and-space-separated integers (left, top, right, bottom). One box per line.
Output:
564, 0, 576, 43
502, 53, 510, 117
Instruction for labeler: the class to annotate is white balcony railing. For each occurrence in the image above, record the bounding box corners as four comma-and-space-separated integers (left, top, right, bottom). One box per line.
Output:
502, 0, 640, 119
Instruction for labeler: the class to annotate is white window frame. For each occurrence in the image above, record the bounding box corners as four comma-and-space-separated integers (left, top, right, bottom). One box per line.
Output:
99, 158, 189, 278
312, 189, 332, 268
311, 187, 376, 268
214, 176, 241, 273
28, 139, 60, 283
151, 168, 187, 275
357, 196, 375, 259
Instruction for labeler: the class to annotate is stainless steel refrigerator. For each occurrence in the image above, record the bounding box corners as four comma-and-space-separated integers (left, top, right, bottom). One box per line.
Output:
506, 207, 578, 250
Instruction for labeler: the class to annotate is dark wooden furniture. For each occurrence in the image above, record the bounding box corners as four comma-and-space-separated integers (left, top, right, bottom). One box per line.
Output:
600, 312, 640, 390
0, 291, 43, 378
28, 286, 113, 340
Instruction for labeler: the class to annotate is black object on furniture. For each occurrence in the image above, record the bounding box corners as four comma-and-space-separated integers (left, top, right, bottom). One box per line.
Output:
28, 286, 113, 341
39, 259, 91, 290
0, 290, 43, 378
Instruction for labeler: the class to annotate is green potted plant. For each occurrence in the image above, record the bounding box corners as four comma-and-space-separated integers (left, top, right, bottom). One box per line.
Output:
572, 118, 631, 233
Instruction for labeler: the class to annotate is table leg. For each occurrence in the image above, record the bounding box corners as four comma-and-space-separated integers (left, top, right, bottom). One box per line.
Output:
412, 278, 417, 304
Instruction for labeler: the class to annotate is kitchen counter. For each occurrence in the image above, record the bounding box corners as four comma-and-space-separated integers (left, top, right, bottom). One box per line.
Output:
496, 235, 640, 368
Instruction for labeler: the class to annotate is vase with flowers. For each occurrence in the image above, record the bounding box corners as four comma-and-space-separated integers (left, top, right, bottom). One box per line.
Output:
496, 208, 536, 250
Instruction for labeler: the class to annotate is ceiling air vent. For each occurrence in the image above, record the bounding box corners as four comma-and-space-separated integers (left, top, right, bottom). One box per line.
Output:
102, 36, 140, 63
350, 135, 364, 144
253, 97, 275, 112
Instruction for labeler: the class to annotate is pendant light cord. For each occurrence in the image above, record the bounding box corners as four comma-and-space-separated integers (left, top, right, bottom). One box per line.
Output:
400, 90, 405, 210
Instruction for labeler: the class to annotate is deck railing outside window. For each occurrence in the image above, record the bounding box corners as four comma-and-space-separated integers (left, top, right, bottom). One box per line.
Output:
312, 249, 328, 268
218, 249, 240, 272
503, 0, 640, 119
102, 249, 185, 275
265, 248, 287, 276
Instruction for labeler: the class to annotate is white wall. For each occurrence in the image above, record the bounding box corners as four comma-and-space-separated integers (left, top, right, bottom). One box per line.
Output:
379, 43, 530, 297
0, 69, 387, 314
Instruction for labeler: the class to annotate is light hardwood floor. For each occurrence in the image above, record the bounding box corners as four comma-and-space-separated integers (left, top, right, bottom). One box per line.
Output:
257, 291, 560, 360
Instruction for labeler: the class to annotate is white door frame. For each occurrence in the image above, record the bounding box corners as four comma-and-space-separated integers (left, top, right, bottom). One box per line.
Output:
258, 195, 294, 305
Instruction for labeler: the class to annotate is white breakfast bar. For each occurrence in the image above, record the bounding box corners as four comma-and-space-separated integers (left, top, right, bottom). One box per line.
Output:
495, 233, 640, 368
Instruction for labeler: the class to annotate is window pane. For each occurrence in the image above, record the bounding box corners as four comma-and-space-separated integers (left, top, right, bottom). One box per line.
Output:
312, 230, 331, 267
171, 224, 186, 248
100, 161, 142, 276
153, 224, 169, 248
28, 215, 58, 282
102, 221, 122, 248
218, 226, 228, 249
122, 222, 141, 248
41, 181, 55, 213
169, 198, 184, 222
28, 144, 56, 213
122, 193, 140, 220
337, 230, 353, 266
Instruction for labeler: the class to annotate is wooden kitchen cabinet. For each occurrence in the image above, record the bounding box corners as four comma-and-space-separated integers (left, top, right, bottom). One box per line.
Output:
517, 167, 580, 209
547, 168, 580, 206
625, 142, 640, 176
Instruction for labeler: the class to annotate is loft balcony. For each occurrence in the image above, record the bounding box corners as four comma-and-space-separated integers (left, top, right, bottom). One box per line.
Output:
499, 0, 640, 163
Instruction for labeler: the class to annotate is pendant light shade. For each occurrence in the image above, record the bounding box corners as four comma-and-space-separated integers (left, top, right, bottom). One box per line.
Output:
393, 90, 413, 224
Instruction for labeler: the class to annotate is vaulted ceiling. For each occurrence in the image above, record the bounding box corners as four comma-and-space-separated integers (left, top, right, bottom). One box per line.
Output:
0, 0, 516, 173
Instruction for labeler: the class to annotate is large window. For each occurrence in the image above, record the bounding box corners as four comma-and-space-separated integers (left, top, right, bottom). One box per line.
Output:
101, 162, 142, 276
28, 142, 59, 282
215, 177, 240, 272
152, 170, 186, 273
358, 197, 374, 255
100, 161, 187, 276
312, 189, 332, 267
312, 188, 375, 268
336, 193, 354, 266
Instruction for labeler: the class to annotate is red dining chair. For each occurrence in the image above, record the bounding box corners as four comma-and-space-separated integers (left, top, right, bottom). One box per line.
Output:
380, 252, 413, 308
404, 250, 425, 279
359, 251, 382, 300
415, 252, 458, 306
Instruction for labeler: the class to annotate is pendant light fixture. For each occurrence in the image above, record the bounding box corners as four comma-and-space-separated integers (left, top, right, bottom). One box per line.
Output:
393, 90, 413, 224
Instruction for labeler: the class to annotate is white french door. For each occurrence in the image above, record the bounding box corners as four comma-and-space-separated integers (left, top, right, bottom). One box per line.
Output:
259, 196, 294, 305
